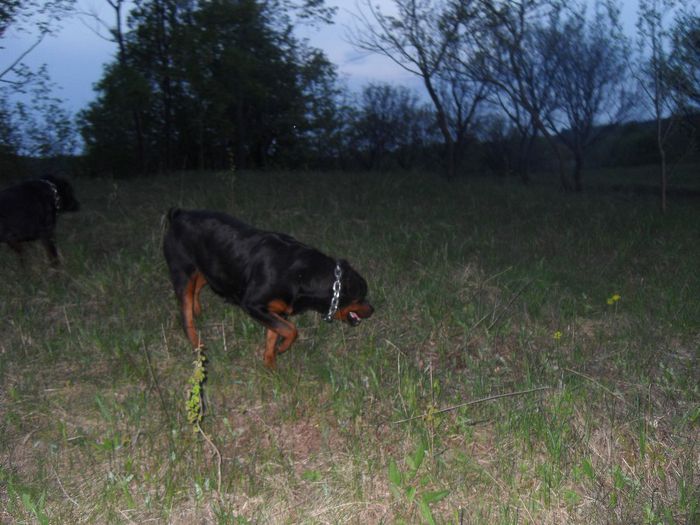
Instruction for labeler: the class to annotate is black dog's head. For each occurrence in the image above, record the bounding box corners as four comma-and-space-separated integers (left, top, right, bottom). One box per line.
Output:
42, 175, 80, 212
335, 259, 374, 326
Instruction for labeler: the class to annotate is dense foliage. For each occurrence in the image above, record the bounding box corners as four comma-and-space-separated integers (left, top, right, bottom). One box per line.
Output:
78, 0, 340, 174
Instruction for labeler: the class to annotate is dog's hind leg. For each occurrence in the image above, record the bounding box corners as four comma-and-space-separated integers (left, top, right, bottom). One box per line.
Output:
164, 232, 204, 348
192, 272, 208, 317
182, 271, 205, 348
168, 267, 203, 349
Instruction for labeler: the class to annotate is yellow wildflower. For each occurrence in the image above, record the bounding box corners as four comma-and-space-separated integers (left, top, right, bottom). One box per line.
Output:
607, 293, 621, 305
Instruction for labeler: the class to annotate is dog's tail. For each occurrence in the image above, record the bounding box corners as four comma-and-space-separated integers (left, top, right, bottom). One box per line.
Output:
160, 207, 180, 245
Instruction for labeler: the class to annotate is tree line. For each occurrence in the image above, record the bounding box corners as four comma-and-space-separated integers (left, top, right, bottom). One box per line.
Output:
1, 0, 698, 198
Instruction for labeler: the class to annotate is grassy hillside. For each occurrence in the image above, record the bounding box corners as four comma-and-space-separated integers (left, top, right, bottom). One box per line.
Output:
1, 171, 698, 524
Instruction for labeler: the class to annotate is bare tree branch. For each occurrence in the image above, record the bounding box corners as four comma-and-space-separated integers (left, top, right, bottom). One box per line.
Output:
348, 0, 483, 179
0, 32, 44, 83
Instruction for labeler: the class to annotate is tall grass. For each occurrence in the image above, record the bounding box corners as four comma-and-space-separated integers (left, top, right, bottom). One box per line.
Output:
1, 170, 697, 523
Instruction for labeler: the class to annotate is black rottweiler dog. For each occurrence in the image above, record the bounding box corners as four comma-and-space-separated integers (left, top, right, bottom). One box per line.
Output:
0, 175, 80, 266
163, 208, 374, 367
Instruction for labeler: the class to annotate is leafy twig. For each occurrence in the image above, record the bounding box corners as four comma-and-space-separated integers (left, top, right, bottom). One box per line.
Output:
186, 346, 222, 494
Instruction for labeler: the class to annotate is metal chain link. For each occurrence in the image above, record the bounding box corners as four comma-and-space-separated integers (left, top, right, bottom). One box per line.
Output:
324, 262, 342, 322
41, 179, 61, 210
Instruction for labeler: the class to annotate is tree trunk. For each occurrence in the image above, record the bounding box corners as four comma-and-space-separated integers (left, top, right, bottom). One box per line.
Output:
517, 132, 533, 185
543, 131, 570, 191
235, 100, 246, 169
423, 76, 456, 180
572, 148, 584, 192
659, 142, 667, 213
529, 111, 571, 190
445, 138, 456, 180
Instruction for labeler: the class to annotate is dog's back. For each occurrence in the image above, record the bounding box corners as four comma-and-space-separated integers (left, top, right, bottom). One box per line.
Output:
164, 208, 325, 297
164, 208, 283, 301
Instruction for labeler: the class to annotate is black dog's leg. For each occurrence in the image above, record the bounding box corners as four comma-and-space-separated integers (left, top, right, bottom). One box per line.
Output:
170, 268, 205, 349
192, 272, 207, 317
7, 241, 26, 267
7, 241, 23, 255
163, 231, 205, 348
41, 237, 59, 267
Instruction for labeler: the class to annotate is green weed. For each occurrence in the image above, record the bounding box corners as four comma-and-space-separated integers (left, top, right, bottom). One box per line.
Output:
388, 439, 450, 524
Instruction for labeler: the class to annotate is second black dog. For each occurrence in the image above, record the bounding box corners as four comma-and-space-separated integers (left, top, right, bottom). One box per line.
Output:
0, 175, 80, 266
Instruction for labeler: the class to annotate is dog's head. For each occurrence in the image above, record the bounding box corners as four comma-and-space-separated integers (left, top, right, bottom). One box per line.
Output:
334, 259, 374, 326
42, 175, 80, 212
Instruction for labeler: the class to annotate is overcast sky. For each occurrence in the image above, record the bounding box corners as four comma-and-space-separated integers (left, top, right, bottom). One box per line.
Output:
2, 0, 639, 115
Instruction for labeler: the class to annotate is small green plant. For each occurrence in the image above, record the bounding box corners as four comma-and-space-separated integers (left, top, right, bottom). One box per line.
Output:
19, 491, 49, 525
609, 464, 640, 508
2, 467, 49, 525
185, 345, 223, 494
388, 440, 450, 525
186, 347, 207, 430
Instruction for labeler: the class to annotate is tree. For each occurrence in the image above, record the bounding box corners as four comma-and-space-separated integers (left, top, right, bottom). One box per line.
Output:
1, 0, 75, 86
350, 83, 430, 170
636, 0, 688, 211
355, 83, 407, 169
78, 0, 147, 171
667, 9, 700, 110
293, 47, 347, 168
437, 41, 490, 171
80, 0, 339, 175
78, 62, 152, 175
490, 94, 539, 183
1, 0, 76, 170
548, 0, 631, 191
472, 0, 571, 188
350, 0, 472, 179
13, 66, 76, 157
0, 97, 22, 177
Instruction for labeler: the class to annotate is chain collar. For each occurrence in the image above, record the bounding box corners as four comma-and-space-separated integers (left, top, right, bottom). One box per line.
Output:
324, 262, 342, 323
41, 179, 61, 210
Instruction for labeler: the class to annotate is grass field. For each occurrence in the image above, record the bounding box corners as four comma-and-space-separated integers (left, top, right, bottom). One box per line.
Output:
0, 170, 698, 524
